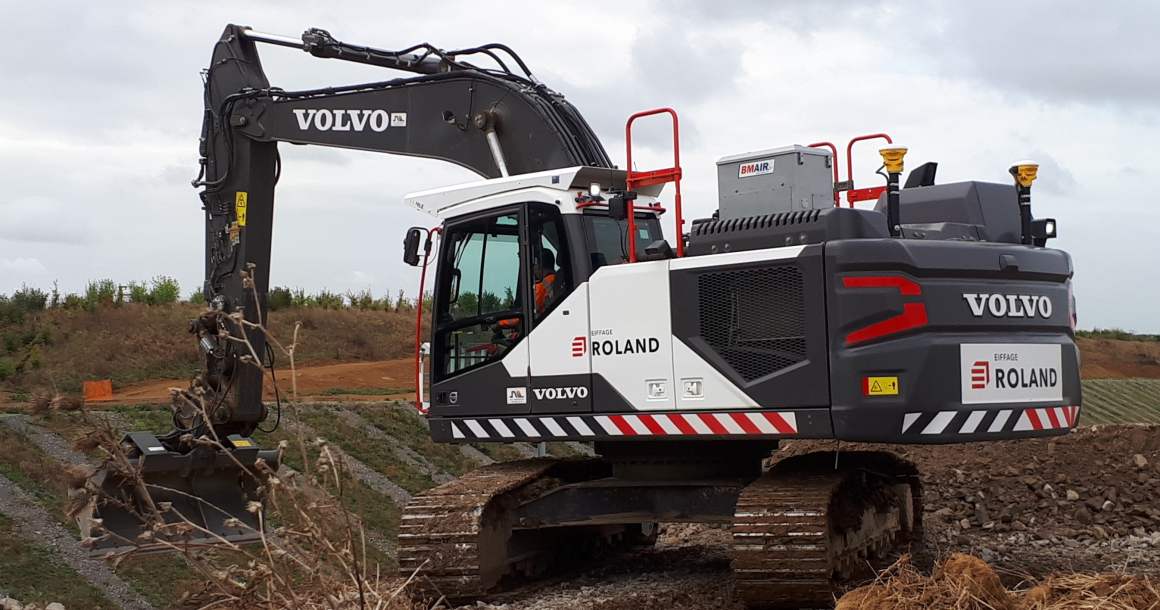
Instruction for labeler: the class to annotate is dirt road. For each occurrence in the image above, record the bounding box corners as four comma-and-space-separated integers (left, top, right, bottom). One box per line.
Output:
87, 358, 418, 405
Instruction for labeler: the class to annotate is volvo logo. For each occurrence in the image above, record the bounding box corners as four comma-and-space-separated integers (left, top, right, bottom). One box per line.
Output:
533, 387, 589, 400
963, 293, 1053, 318
291, 109, 407, 132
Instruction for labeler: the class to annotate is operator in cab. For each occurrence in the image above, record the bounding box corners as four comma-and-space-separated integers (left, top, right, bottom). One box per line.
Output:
534, 250, 558, 317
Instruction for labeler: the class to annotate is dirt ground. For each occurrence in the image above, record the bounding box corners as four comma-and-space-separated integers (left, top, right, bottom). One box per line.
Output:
469, 424, 1160, 610
1077, 337, 1160, 379
72, 358, 419, 405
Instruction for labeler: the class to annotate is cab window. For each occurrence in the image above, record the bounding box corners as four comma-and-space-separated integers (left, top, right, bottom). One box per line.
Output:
582, 213, 664, 270
528, 203, 572, 319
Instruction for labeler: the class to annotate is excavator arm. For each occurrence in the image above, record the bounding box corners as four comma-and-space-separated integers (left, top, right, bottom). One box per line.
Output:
193, 24, 611, 435
79, 24, 612, 554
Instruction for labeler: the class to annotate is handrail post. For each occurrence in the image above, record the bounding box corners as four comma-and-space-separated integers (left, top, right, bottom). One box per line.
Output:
845, 133, 893, 207
625, 108, 683, 261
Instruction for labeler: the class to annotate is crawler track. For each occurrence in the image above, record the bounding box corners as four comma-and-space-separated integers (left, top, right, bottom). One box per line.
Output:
731, 452, 921, 609
397, 459, 559, 597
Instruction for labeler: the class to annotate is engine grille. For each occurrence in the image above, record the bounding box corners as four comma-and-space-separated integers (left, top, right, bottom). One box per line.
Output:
697, 266, 807, 382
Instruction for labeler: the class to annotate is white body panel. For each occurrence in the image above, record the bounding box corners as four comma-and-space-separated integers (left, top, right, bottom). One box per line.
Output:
587, 260, 676, 411
527, 284, 591, 377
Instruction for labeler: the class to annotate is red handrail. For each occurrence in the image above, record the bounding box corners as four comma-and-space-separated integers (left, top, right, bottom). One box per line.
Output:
413, 226, 440, 414
807, 141, 840, 206
625, 108, 683, 261
846, 133, 892, 207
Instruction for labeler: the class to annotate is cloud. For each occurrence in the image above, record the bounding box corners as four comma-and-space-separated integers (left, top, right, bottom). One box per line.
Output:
0, 257, 48, 276
0, 197, 88, 245
917, 1, 1160, 109
1022, 151, 1078, 196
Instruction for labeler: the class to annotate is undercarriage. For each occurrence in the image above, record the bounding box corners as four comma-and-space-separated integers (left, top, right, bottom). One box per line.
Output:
398, 444, 920, 608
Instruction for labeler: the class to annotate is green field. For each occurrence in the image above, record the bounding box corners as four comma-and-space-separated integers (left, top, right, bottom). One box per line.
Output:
1079, 379, 1160, 424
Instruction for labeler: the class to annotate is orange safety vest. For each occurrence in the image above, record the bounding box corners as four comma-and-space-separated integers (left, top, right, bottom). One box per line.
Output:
535, 273, 555, 314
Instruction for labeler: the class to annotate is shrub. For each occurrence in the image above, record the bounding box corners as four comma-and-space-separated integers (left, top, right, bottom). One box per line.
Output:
0, 358, 12, 381
315, 289, 344, 310
85, 279, 117, 309
129, 282, 150, 304
149, 276, 180, 305
188, 290, 206, 305
12, 284, 48, 312
268, 287, 292, 311
0, 297, 22, 326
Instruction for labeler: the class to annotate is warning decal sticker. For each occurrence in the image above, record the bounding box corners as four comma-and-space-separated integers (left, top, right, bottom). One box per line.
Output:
863, 376, 899, 396
961, 344, 1062, 405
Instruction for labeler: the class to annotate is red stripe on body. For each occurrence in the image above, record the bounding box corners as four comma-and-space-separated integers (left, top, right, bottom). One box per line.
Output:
698, 413, 730, 435
1045, 408, 1061, 429
638, 414, 668, 435
730, 413, 762, 434
608, 415, 637, 435
1025, 409, 1044, 430
764, 412, 797, 434
670, 414, 698, 435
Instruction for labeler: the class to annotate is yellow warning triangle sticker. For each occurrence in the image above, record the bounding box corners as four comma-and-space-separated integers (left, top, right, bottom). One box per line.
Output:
871, 380, 883, 392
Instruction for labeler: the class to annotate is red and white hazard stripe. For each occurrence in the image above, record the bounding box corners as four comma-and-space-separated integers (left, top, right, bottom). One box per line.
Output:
1014, 406, 1079, 431
448, 410, 799, 441
903, 406, 1079, 435
593, 412, 797, 436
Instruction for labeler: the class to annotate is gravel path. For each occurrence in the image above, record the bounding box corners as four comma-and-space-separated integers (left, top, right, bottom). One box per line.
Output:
567, 442, 595, 456
1, 414, 92, 467
0, 474, 155, 610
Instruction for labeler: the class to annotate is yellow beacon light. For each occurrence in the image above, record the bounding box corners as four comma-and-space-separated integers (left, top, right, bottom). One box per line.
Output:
1010, 160, 1038, 187
879, 145, 908, 173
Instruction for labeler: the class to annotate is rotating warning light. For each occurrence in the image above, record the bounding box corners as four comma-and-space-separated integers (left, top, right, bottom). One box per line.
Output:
878, 146, 908, 173
1010, 160, 1038, 187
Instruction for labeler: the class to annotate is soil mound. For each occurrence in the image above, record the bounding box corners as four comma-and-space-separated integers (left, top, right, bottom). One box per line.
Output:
782, 424, 1160, 542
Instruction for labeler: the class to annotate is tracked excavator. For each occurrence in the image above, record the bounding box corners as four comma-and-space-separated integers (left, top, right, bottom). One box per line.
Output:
77, 25, 1081, 609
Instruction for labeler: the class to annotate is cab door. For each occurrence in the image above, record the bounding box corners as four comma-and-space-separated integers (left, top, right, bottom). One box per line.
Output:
429, 207, 530, 416
524, 202, 593, 413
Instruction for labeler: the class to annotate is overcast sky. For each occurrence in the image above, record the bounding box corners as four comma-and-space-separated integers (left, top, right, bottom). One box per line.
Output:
1, 0, 1157, 332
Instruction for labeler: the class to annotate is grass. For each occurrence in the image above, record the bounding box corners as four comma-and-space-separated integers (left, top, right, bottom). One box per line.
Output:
0, 422, 207, 607
114, 555, 208, 608
0, 512, 120, 610
318, 387, 413, 396
1080, 379, 1160, 424
250, 415, 403, 560
296, 408, 436, 494
0, 424, 73, 528
349, 402, 481, 476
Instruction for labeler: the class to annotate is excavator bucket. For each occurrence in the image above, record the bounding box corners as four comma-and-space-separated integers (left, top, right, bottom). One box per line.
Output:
77, 431, 279, 556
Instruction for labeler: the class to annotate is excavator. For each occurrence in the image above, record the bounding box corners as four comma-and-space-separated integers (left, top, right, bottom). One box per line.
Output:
76, 25, 1081, 609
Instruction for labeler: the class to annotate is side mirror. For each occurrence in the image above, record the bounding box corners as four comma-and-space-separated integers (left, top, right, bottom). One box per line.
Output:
403, 227, 423, 266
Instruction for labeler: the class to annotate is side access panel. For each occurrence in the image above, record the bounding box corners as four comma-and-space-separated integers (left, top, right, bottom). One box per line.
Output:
669, 245, 831, 410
